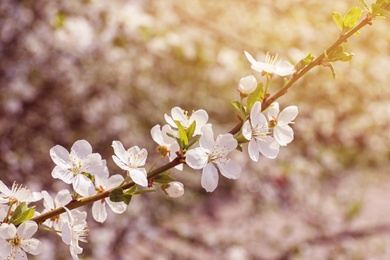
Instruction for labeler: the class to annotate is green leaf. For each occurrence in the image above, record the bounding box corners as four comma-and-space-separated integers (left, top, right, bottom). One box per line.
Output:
174, 120, 188, 148
122, 194, 132, 205
246, 82, 264, 113
125, 185, 138, 195
332, 12, 344, 31
295, 52, 315, 72
109, 187, 124, 202
154, 172, 176, 184
327, 46, 354, 62
344, 6, 362, 30
186, 121, 196, 140
231, 100, 244, 114
13, 208, 35, 226
10, 203, 35, 226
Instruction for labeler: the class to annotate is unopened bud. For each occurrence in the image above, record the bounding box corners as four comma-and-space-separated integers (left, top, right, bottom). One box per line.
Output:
163, 181, 184, 198
238, 75, 257, 96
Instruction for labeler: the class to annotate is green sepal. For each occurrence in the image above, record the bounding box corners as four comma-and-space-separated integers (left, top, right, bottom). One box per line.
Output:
235, 135, 249, 144
154, 172, 176, 184
332, 12, 344, 31
187, 135, 201, 149
236, 144, 243, 152
344, 6, 362, 30
295, 52, 315, 72
174, 120, 188, 148
10, 203, 35, 226
246, 82, 265, 114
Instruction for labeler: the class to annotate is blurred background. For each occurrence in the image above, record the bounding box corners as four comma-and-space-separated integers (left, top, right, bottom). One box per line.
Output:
1, 0, 390, 259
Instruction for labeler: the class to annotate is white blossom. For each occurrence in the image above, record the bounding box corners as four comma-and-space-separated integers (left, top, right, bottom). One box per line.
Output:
0, 181, 42, 206
267, 102, 298, 146
50, 140, 106, 197
186, 125, 241, 192
61, 208, 88, 260
0, 221, 42, 259
242, 102, 280, 161
111, 141, 148, 187
164, 107, 209, 136
245, 51, 295, 77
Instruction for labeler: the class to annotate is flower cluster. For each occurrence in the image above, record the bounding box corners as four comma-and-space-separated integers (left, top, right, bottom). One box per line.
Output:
0, 50, 298, 259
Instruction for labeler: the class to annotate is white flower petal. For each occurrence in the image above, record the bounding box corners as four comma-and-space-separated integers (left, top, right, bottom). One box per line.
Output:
278, 106, 298, 124
50, 145, 70, 168
250, 101, 262, 122
215, 134, 237, 153
242, 120, 252, 140
0, 223, 16, 239
106, 199, 127, 214
16, 221, 38, 238
248, 139, 260, 162
151, 124, 164, 145
73, 175, 95, 197
61, 222, 72, 245
199, 124, 214, 151
51, 166, 74, 184
218, 160, 241, 179
171, 107, 187, 122
129, 168, 148, 187
201, 164, 219, 192
190, 109, 209, 134
274, 61, 295, 76
258, 137, 280, 159
244, 51, 257, 65
21, 238, 42, 255
111, 141, 129, 165
42, 190, 55, 210
267, 102, 280, 120
274, 125, 294, 146
92, 200, 107, 223
55, 189, 72, 207
71, 140, 92, 159
186, 148, 208, 169
112, 155, 130, 171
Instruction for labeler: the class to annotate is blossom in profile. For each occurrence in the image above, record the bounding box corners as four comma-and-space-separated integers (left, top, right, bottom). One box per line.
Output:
267, 102, 298, 146
242, 101, 280, 161
164, 107, 209, 136
112, 141, 148, 187
0, 221, 43, 259
0, 181, 42, 206
244, 51, 295, 77
50, 140, 106, 197
186, 125, 241, 192
61, 208, 88, 260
